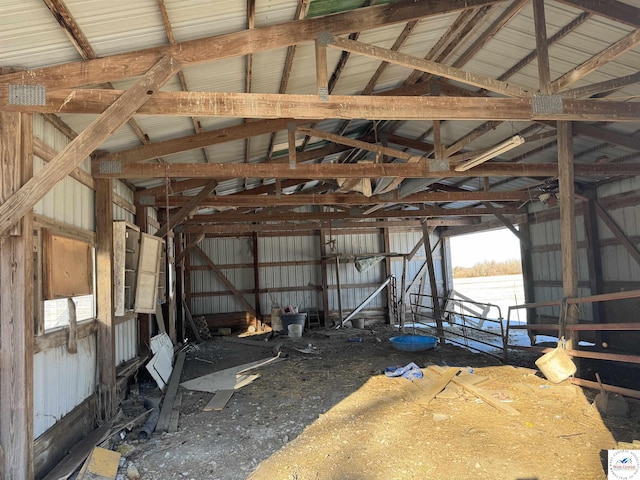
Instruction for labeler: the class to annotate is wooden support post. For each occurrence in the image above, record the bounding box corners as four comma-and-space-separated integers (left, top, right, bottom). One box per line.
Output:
532, 0, 551, 94
96, 178, 116, 420
0, 111, 34, 480
315, 34, 329, 100
383, 227, 393, 324
335, 256, 344, 325
287, 123, 297, 169
175, 232, 185, 342
252, 232, 262, 324
166, 233, 176, 343
422, 222, 444, 343
135, 203, 151, 355
582, 191, 605, 346
518, 218, 537, 339
557, 121, 579, 351
400, 256, 407, 332
319, 229, 329, 327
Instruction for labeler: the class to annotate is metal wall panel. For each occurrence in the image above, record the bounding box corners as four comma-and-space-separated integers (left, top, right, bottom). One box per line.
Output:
33, 117, 94, 231
113, 180, 136, 224
115, 316, 138, 367
33, 334, 96, 439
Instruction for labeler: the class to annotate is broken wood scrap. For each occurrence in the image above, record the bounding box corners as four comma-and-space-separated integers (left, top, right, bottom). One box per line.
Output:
204, 389, 235, 411
450, 377, 520, 416
42, 424, 111, 480
77, 447, 121, 480
156, 351, 186, 433
168, 392, 183, 433
411, 367, 460, 405
222, 336, 274, 348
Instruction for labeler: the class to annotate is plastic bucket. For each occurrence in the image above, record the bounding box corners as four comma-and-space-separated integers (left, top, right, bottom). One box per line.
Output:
352, 318, 365, 329
281, 313, 306, 332
535, 346, 576, 383
288, 323, 303, 338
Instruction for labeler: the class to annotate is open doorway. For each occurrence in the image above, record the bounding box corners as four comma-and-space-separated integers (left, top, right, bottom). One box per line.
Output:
448, 228, 526, 324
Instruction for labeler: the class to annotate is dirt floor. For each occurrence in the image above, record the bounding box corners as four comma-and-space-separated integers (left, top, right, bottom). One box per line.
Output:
111, 324, 639, 480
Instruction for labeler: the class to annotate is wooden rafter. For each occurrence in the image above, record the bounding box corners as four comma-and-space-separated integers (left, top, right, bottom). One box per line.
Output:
554, 0, 640, 28
0, 56, 181, 237
91, 160, 640, 180
185, 206, 515, 225
561, 70, 640, 99
265, 0, 311, 161
17, 91, 640, 122
97, 118, 313, 165
145, 190, 532, 208
155, 179, 219, 238
43, 0, 165, 162
532, 0, 551, 94
327, 36, 531, 98
158, 0, 212, 164
551, 28, 640, 93
0, 0, 502, 91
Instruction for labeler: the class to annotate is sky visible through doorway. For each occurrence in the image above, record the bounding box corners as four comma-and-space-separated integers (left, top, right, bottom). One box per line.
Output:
449, 228, 522, 268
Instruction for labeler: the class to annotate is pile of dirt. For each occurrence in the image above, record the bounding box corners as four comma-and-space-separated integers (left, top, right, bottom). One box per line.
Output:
110, 325, 634, 480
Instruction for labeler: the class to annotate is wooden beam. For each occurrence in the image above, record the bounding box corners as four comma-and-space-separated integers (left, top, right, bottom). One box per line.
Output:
149, 190, 531, 208
386, 133, 434, 153
193, 245, 258, 316
483, 202, 531, 248
582, 192, 605, 343
532, 0, 551, 94
155, 179, 218, 238
572, 123, 640, 152
561, 70, 640, 99
184, 206, 507, 225
11, 91, 640, 122
95, 178, 116, 420
327, 36, 531, 98
551, 28, 640, 92
452, 0, 528, 69
422, 222, 444, 342
298, 127, 420, 161
98, 118, 311, 165
0, 0, 502, 91
0, 56, 180, 237
361, 20, 420, 95
554, 0, 640, 28
0, 112, 34, 480
315, 36, 329, 100
557, 121, 579, 350
593, 199, 640, 267
184, 218, 474, 235
91, 158, 640, 180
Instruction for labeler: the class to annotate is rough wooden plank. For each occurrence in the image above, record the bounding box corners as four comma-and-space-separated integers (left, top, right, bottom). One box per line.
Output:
532, 0, 551, 94
10, 90, 640, 122
0, 56, 180, 237
91, 158, 640, 180
412, 367, 460, 405
156, 351, 186, 433
0, 111, 34, 480
451, 377, 520, 416
328, 35, 530, 97
182, 299, 202, 343
42, 425, 111, 480
155, 179, 218, 238
204, 389, 235, 411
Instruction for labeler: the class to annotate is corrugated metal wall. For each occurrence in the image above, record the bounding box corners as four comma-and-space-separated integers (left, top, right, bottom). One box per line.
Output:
115, 317, 138, 366
33, 335, 96, 438
326, 232, 385, 312
32, 114, 140, 438
526, 177, 640, 349
259, 235, 322, 314
187, 228, 445, 319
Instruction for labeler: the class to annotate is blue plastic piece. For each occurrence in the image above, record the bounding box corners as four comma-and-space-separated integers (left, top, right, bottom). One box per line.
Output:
389, 335, 438, 352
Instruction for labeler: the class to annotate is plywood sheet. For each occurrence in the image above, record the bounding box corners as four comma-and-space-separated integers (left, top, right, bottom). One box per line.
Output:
44, 230, 93, 299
